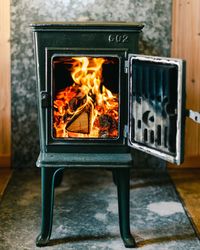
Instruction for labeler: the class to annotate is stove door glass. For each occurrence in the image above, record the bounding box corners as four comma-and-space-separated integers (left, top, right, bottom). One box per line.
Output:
128, 54, 185, 164
52, 56, 119, 139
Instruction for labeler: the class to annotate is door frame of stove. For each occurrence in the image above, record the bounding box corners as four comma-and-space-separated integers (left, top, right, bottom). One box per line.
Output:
43, 48, 131, 154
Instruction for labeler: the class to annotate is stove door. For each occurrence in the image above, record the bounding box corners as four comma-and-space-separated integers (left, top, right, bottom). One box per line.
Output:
128, 54, 185, 164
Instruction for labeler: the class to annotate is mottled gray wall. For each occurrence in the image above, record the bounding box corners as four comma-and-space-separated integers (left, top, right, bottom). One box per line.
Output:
11, 0, 172, 168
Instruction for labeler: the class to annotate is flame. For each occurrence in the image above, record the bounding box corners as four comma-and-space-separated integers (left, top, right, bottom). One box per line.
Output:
53, 57, 119, 138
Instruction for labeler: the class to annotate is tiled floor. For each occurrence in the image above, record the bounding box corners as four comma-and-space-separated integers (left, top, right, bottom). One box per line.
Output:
0, 167, 200, 250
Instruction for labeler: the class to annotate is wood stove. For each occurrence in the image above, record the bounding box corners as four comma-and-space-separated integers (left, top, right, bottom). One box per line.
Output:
31, 22, 199, 248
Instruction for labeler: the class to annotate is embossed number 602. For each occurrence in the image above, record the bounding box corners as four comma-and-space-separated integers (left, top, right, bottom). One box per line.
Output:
108, 34, 128, 43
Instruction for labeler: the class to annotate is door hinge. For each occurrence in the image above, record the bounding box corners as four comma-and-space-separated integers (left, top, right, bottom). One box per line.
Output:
124, 125, 129, 138
41, 91, 50, 108
186, 109, 200, 124
124, 60, 128, 74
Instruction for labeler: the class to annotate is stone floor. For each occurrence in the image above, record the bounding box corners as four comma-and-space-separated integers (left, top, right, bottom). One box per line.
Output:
0, 167, 200, 250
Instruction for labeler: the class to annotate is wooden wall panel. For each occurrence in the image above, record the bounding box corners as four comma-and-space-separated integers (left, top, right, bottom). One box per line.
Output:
170, 0, 200, 167
0, 0, 11, 167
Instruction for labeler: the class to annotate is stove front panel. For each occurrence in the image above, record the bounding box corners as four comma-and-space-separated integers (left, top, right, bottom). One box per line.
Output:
45, 49, 128, 153
32, 22, 143, 153
128, 55, 185, 164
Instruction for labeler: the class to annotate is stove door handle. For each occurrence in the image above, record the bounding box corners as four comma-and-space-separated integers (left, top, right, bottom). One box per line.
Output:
185, 109, 200, 124
41, 91, 51, 108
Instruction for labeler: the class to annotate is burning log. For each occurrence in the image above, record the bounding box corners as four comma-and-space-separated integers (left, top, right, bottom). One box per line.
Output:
66, 105, 91, 134
94, 114, 118, 138
68, 94, 86, 113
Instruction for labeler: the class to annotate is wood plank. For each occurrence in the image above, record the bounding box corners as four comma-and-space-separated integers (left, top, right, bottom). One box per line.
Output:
67, 111, 90, 134
0, 155, 11, 168
0, 169, 12, 199
170, 0, 200, 167
0, 0, 11, 167
169, 169, 200, 236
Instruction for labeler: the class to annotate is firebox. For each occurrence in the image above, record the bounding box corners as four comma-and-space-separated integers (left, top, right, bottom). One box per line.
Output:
31, 22, 200, 248
53, 56, 119, 139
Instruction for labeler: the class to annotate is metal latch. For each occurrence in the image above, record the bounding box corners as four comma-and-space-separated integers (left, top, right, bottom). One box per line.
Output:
124, 60, 128, 74
186, 109, 200, 124
41, 91, 50, 108
124, 124, 128, 138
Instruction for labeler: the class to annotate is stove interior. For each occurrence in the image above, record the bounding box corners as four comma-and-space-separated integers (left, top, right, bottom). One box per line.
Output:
53, 56, 119, 139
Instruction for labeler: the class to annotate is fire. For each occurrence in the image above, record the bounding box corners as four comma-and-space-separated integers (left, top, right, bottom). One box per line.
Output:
53, 57, 119, 138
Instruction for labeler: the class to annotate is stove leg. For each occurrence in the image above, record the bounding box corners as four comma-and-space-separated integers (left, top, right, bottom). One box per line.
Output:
112, 170, 117, 186
36, 167, 64, 247
113, 168, 136, 248
54, 169, 64, 187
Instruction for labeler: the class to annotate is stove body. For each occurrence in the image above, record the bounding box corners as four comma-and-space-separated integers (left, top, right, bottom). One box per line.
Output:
32, 22, 186, 248
33, 22, 144, 162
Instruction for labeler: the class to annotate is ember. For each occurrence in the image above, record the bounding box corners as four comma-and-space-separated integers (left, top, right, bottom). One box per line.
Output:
53, 57, 119, 138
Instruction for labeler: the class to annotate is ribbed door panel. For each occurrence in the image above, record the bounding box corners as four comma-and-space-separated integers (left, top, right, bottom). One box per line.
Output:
128, 55, 185, 164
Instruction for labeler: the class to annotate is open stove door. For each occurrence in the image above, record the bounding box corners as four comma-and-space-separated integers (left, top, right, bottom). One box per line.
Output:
127, 54, 185, 164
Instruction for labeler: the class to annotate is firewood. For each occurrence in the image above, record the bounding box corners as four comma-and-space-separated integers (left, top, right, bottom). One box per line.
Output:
66, 106, 91, 134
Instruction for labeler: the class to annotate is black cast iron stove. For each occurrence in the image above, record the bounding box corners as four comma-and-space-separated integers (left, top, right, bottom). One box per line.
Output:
31, 22, 200, 248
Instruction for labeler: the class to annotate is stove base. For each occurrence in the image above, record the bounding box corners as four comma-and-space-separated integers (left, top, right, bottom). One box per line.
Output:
36, 164, 136, 248
36, 152, 133, 168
